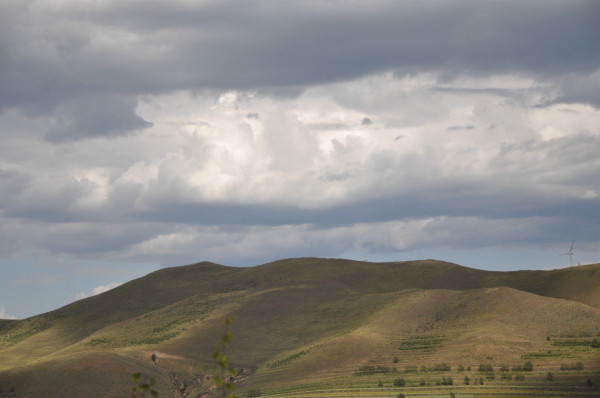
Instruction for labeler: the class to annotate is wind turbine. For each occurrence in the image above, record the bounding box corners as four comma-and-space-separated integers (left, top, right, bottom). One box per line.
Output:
560, 239, 575, 267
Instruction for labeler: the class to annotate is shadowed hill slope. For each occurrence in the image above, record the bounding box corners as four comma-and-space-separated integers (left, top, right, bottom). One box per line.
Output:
246, 258, 600, 308
0, 321, 14, 332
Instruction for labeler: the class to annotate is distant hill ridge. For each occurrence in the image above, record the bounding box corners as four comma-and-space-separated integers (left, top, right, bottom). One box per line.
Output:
1, 258, 599, 397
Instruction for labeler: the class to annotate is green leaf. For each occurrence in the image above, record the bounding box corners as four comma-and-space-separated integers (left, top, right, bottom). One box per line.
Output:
132, 373, 141, 382
226, 383, 235, 391
149, 377, 156, 386
151, 390, 159, 398
140, 383, 149, 391
214, 376, 224, 386
223, 332, 231, 343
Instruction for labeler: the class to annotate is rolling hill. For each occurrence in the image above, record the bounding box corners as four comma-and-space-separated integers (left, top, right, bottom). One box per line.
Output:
1, 258, 599, 397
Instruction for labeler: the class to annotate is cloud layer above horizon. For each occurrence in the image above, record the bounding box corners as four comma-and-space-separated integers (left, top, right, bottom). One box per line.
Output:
1, 0, 599, 276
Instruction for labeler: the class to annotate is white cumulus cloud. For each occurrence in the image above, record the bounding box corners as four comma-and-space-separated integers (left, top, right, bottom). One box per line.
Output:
74, 282, 122, 301
0, 305, 17, 319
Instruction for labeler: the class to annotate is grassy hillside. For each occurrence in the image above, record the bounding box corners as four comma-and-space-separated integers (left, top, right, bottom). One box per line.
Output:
1, 258, 599, 397
0, 321, 13, 332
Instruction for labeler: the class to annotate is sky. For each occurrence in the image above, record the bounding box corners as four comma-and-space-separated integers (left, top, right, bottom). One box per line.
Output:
1, 0, 599, 319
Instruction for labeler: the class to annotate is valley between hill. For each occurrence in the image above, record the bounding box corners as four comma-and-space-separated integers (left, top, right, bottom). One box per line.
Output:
1, 258, 599, 397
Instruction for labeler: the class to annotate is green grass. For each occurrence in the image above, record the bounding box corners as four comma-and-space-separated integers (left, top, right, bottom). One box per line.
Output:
552, 339, 598, 347
521, 352, 573, 359
398, 335, 445, 352
0, 320, 51, 346
267, 344, 323, 369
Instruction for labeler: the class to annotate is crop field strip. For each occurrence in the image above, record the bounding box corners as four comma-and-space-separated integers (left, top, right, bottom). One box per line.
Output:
241, 332, 600, 397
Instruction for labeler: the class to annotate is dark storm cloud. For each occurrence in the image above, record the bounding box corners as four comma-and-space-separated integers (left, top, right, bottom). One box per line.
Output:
0, 168, 32, 207
4, 176, 598, 235
45, 95, 152, 142
1, 0, 598, 139
3, 175, 99, 222
126, 180, 599, 232
553, 72, 600, 108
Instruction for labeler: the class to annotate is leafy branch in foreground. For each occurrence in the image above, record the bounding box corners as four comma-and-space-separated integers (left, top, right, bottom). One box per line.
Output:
131, 372, 158, 398
213, 316, 236, 398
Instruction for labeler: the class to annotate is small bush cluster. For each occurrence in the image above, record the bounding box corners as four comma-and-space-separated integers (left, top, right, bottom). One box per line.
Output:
397, 335, 445, 351
435, 377, 453, 386
393, 378, 405, 387
430, 363, 451, 372
478, 364, 493, 372
561, 362, 584, 371
559, 331, 593, 338
129, 331, 180, 346
553, 339, 599, 347
0, 321, 51, 345
246, 389, 262, 397
354, 365, 397, 376
511, 361, 533, 372
84, 337, 115, 346
267, 349, 309, 368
